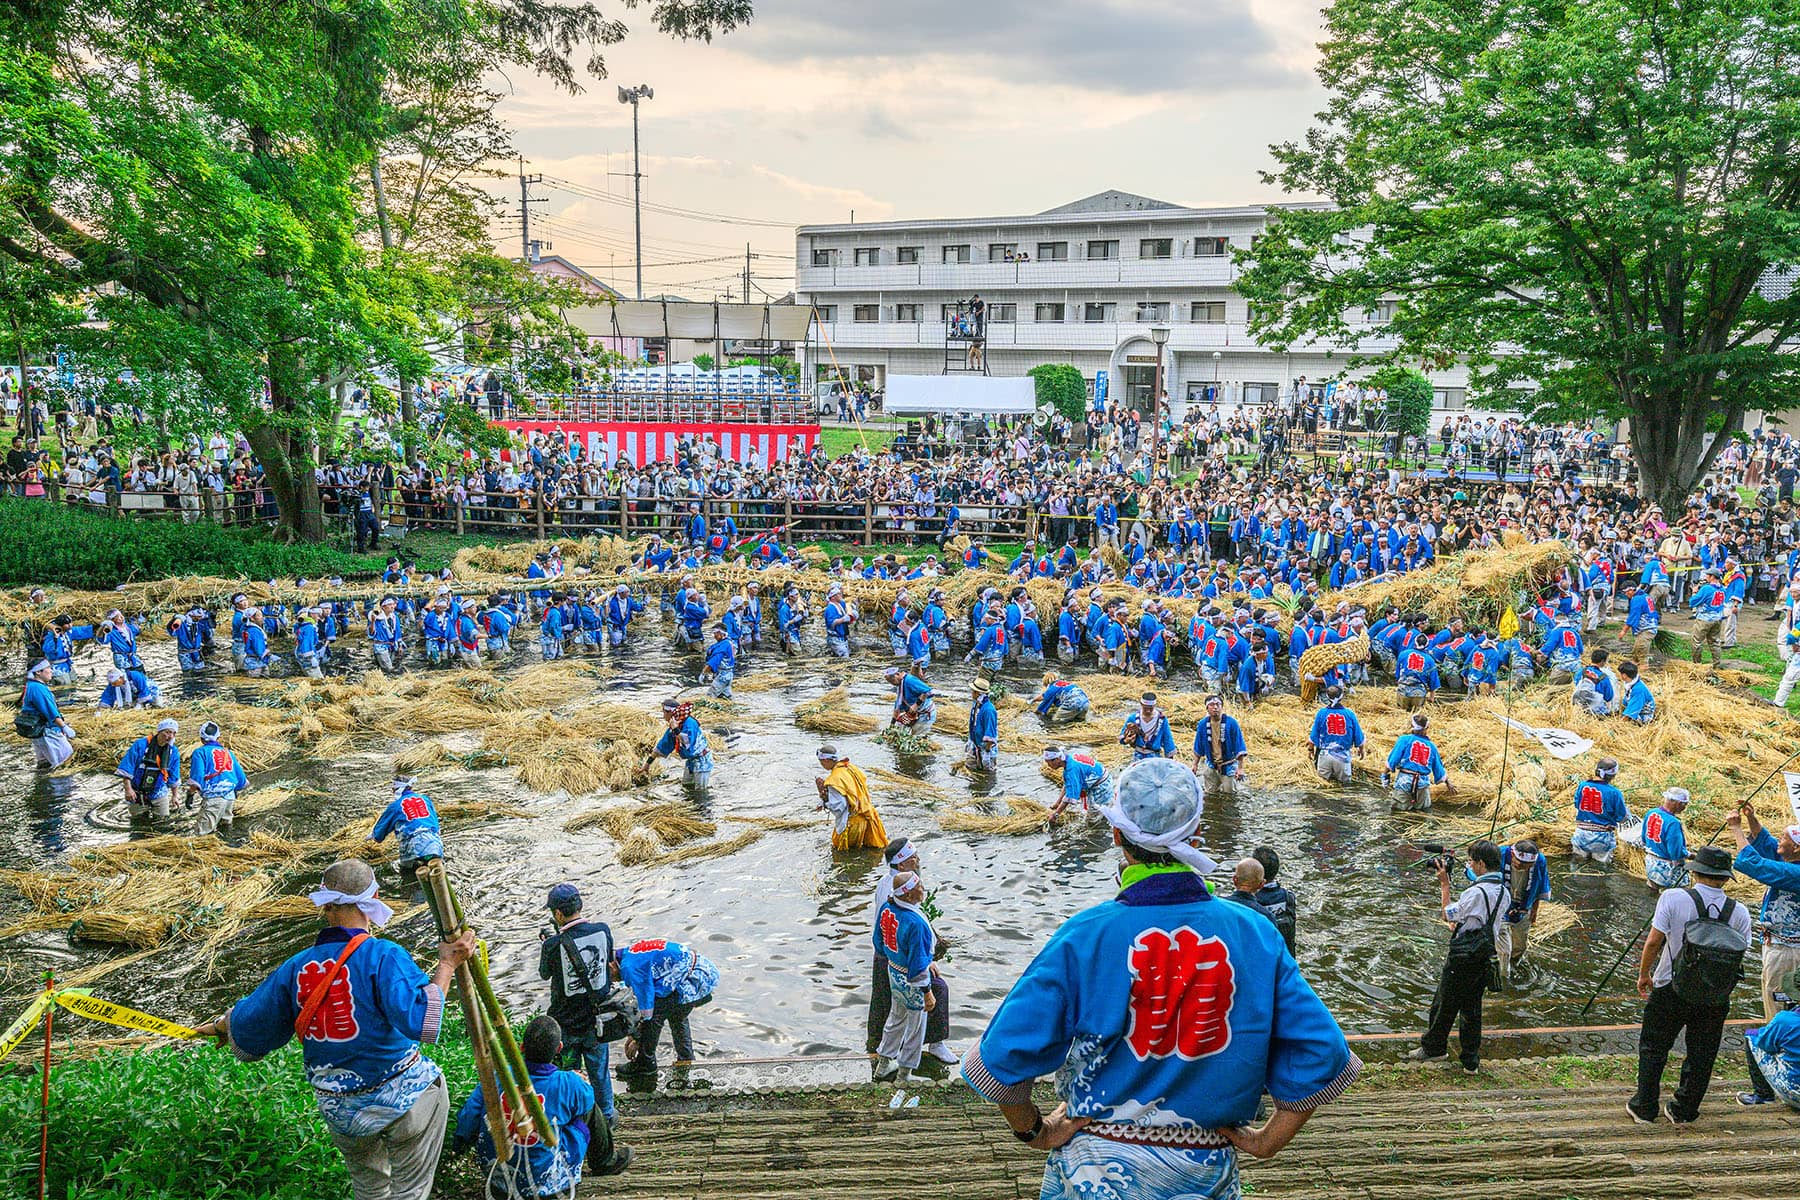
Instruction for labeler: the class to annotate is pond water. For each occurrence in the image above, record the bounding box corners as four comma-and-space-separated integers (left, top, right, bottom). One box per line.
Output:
0, 624, 1667, 1060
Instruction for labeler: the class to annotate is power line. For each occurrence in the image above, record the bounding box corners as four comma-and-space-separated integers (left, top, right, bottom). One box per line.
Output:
542, 174, 798, 229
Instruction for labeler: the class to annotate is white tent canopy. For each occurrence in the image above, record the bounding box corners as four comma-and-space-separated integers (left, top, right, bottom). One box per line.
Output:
883, 375, 1037, 416
563, 299, 812, 342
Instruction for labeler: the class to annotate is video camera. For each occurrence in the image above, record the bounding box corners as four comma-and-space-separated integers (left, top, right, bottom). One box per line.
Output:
1411, 842, 1461, 873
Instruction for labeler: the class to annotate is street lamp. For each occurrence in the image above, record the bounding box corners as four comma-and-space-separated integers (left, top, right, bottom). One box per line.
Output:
618, 84, 654, 300
1149, 325, 1170, 475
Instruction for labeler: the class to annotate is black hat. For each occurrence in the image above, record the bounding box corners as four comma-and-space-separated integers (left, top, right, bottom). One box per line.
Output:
1687, 845, 1734, 880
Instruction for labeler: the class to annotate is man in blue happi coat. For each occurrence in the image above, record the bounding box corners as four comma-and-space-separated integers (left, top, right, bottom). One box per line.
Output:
961, 757, 1358, 1199
195, 859, 477, 1200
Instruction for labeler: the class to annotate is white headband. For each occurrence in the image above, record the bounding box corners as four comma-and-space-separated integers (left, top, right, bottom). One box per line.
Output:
308, 881, 394, 928
889, 871, 921, 894
1097, 797, 1219, 874
888, 840, 917, 865
391, 776, 417, 797
1042, 748, 1066, 761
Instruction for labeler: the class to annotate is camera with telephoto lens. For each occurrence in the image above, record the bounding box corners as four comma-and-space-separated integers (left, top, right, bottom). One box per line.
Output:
1432, 852, 1460, 873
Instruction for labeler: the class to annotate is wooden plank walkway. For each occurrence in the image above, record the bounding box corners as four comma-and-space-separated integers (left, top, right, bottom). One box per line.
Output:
581, 1083, 1800, 1199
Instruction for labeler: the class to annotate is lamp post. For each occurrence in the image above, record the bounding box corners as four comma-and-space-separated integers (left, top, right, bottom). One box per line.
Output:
617, 84, 654, 300
1149, 324, 1170, 477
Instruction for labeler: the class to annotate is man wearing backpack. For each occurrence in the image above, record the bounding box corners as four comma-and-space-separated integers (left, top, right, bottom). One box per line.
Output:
1410, 840, 1509, 1073
537, 883, 628, 1140
1629, 845, 1754, 1124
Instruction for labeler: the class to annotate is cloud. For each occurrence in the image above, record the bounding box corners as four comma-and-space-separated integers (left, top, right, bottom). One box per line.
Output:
730, 0, 1301, 94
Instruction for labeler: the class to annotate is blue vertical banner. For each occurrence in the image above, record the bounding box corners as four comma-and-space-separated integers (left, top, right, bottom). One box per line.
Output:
1094, 369, 1109, 412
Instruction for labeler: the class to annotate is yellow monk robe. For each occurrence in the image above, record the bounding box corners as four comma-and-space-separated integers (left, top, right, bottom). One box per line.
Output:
826, 760, 888, 850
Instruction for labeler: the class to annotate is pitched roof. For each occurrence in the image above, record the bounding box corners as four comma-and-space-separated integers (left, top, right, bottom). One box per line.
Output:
1037, 190, 1185, 216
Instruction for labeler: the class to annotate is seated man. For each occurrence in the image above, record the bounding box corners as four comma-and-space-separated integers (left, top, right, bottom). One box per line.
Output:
1740, 967, 1800, 1112
453, 1015, 632, 1191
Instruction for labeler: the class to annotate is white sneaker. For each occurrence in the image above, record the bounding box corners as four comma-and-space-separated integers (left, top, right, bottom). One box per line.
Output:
872, 1057, 899, 1082
926, 1043, 961, 1065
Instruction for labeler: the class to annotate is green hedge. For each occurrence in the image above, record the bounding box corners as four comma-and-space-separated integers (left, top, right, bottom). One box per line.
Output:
0, 501, 426, 589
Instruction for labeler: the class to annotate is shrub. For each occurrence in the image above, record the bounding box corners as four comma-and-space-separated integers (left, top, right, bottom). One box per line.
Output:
1028, 363, 1088, 423
0, 501, 394, 589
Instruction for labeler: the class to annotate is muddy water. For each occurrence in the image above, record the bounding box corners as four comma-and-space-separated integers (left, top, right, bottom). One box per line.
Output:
0, 625, 1664, 1059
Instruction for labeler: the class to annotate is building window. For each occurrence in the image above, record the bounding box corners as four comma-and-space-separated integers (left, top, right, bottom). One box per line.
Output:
1036, 241, 1068, 261
988, 242, 1018, 262
1366, 299, 1398, 324
1242, 381, 1280, 404
940, 303, 960, 321
894, 303, 922, 323
1134, 302, 1170, 322
1035, 302, 1065, 322
1433, 387, 1467, 410
1086, 239, 1118, 261
942, 244, 971, 264
811, 248, 837, 267
815, 305, 837, 322
853, 247, 879, 266
1191, 301, 1226, 323
1140, 238, 1172, 259
1193, 237, 1229, 256
1083, 302, 1116, 323
853, 304, 879, 323
896, 246, 921, 264
988, 303, 1017, 323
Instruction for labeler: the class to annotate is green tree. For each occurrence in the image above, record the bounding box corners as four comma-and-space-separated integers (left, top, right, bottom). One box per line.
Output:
1029, 363, 1088, 422
1238, 0, 1800, 513
1367, 367, 1434, 438
690, 353, 716, 371
0, 0, 752, 539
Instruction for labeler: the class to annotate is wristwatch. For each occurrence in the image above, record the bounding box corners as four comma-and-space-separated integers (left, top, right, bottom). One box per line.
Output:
1014, 1111, 1044, 1143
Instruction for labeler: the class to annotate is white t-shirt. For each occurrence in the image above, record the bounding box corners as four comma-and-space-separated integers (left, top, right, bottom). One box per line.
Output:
1650, 882, 1754, 988
1444, 877, 1508, 935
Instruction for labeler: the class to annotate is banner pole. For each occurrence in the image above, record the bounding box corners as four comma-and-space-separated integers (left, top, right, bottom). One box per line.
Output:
37, 971, 52, 1200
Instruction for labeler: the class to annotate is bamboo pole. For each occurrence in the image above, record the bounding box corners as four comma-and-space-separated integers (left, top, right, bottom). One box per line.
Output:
417, 864, 512, 1162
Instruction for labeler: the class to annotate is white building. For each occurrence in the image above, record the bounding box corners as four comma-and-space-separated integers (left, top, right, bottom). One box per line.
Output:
794, 189, 1476, 416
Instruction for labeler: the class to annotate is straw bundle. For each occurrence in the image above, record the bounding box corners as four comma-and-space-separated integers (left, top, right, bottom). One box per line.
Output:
616, 829, 663, 866
723, 815, 815, 832
1530, 900, 1580, 943
941, 797, 1071, 835
875, 726, 938, 755
569, 801, 716, 844
864, 765, 949, 800
794, 686, 881, 735
394, 741, 456, 773
598, 743, 656, 791
234, 781, 322, 819
436, 801, 534, 822
1296, 634, 1369, 705
655, 828, 766, 865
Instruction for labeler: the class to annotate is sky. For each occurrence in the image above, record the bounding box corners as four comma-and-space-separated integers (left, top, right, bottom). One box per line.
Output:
497, 0, 1330, 299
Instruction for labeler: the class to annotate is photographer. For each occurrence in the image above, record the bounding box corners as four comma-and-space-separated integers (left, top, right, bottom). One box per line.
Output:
1410, 840, 1508, 1073
538, 883, 625, 1128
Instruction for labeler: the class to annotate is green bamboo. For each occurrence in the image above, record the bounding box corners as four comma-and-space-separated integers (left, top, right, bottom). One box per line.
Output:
418, 863, 513, 1160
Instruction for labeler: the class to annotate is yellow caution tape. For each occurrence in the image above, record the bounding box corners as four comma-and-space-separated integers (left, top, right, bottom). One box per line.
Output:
50, 989, 199, 1040
0, 993, 54, 1063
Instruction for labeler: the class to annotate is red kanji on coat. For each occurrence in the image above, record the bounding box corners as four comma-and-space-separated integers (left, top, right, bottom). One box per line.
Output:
1645, 811, 1665, 842
1407, 741, 1433, 768
1324, 713, 1349, 738
1577, 785, 1606, 815
1124, 927, 1236, 1061
295, 960, 360, 1042
879, 907, 901, 954
400, 795, 430, 821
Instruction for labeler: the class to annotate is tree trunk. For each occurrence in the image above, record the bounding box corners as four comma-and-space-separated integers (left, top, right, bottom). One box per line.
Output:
1627, 393, 1741, 515
243, 417, 325, 542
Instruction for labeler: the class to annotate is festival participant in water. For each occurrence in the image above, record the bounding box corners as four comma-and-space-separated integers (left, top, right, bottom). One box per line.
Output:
184, 720, 248, 835
96, 665, 161, 709
1307, 685, 1365, 784
646, 698, 712, 789
777, 584, 808, 655
870, 868, 943, 1084
967, 607, 1008, 675
420, 597, 452, 666
1033, 674, 1090, 722
1640, 788, 1692, 890
1570, 757, 1631, 865
605, 584, 644, 648
1496, 839, 1551, 984
1394, 639, 1441, 711
884, 665, 936, 734
371, 771, 444, 875
98, 608, 145, 672
1572, 647, 1618, 715
480, 593, 515, 658
816, 745, 888, 850
116, 717, 181, 821
960, 757, 1357, 1196
1119, 692, 1175, 761
19, 659, 76, 769
40, 614, 93, 685
1042, 745, 1112, 820
194, 859, 477, 1200
369, 596, 406, 674
964, 678, 999, 774
701, 623, 736, 698
452, 602, 482, 669
539, 591, 568, 661
612, 937, 722, 1077
1617, 659, 1656, 722
1382, 713, 1452, 811
293, 607, 325, 678
240, 608, 271, 677
173, 609, 209, 673
1191, 693, 1247, 799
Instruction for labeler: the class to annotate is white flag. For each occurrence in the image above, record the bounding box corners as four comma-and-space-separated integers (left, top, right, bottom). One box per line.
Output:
1498, 716, 1593, 760
1783, 772, 1800, 827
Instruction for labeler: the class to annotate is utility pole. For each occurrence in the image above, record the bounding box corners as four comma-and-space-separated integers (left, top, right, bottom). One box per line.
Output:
618, 84, 654, 299
743, 244, 752, 304
516, 160, 545, 262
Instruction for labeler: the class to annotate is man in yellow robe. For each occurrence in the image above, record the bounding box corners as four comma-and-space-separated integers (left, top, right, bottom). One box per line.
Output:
815, 744, 888, 850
